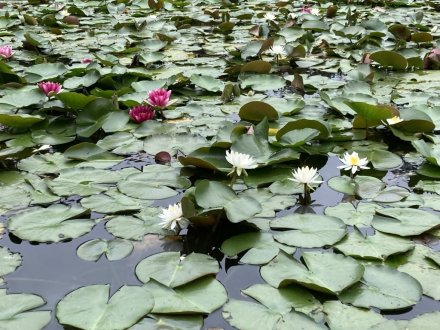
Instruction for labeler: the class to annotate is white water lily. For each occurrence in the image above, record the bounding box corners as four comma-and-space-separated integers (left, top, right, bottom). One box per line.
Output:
264, 12, 276, 21
310, 8, 320, 15
386, 116, 403, 125
226, 150, 258, 176
338, 151, 369, 174
268, 45, 287, 56
289, 166, 323, 190
146, 14, 158, 22
159, 203, 189, 231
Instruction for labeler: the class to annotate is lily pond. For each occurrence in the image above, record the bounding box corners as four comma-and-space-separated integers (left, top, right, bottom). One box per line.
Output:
2, 0, 440, 329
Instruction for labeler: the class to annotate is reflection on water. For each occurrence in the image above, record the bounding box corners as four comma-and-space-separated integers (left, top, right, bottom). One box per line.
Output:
1, 156, 440, 329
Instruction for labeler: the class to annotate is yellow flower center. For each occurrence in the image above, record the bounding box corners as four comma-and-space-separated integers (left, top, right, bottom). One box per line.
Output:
349, 155, 360, 165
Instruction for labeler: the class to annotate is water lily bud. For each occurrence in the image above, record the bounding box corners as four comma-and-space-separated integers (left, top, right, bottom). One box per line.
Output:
155, 151, 172, 164
0, 45, 13, 59
63, 15, 79, 25
326, 6, 337, 18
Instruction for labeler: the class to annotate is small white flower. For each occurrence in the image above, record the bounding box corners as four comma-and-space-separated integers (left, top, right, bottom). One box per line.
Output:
159, 203, 188, 231
338, 151, 369, 174
264, 12, 276, 21
60, 9, 69, 16
386, 116, 403, 125
288, 13, 297, 20
225, 150, 258, 176
289, 166, 323, 190
310, 8, 320, 15
268, 45, 287, 56
33, 145, 51, 153
146, 14, 158, 22
246, 126, 254, 135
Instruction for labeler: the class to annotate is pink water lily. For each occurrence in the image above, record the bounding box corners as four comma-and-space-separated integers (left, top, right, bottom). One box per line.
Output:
37, 81, 62, 96
129, 104, 155, 123
0, 45, 13, 59
301, 6, 319, 15
148, 88, 171, 108
81, 58, 93, 64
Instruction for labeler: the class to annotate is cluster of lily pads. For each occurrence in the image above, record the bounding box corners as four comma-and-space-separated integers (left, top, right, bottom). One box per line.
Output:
1, 0, 440, 329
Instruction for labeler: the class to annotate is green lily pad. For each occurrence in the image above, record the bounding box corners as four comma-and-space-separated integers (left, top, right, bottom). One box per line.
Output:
118, 165, 190, 200
144, 277, 227, 314
0, 113, 44, 129
80, 190, 145, 214
242, 284, 324, 322
334, 229, 414, 260
0, 247, 21, 278
221, 232, 295, 265
396, 244, 440, 300
77, 239, 133, 262
194, 180, 236, 209
372, 208, 440, 236
324, 202, 379, 227
0, 290, 51, 330
129, 315, 203, 330
190, 74, 224, 92
370, 51, 408, 70
260, 251, 364, 294
271, 214, 346, 248
239, 101, 279, 122
56, 285, 153, 330
136, 252, 219, 287
239, 74, 286, 91
222, 299, 325, 330
8, 204, 93, 243
106, 208, 172, 240
340, 265, 422, 310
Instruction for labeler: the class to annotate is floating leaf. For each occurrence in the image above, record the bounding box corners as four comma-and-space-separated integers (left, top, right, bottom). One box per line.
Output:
0, 247, 21, 279
324, 202, 379, 227
106, 208, 171, 240
77, 239, 133, 262
242, 284, 324, 322
118, 165, 190, 200
271, 214, 346, 248
340, 265, 422, 310
370, 51, 408, 70
396, 244, 440, 300
190, 74, 224, 92
334, 229, 414, 260
136, 252, 219, 287
144, 277, 227, 314
8, 204, 93, 243
260, 252, 364, 294
0, 290, 51, 330
56, 285, 153, 330
239, 101, 279, 122
221, 232, 295, 265
372, 208, 440, 236
130, 315, 203, 330
323, 301, 387, 330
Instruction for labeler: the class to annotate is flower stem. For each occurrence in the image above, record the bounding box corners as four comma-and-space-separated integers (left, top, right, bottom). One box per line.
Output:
229, 173, 237, 187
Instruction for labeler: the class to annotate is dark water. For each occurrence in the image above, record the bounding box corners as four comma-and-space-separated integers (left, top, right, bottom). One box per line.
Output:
2, 155, 440, 329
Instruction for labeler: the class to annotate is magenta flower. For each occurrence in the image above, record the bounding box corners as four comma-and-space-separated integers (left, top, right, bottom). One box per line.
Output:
37, 81, 62, 97
301, 6, 312, 14
0, 45, 13, 59
148, 88, 172, 108
81, 58, 93, 64
129, 105, 155, 123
